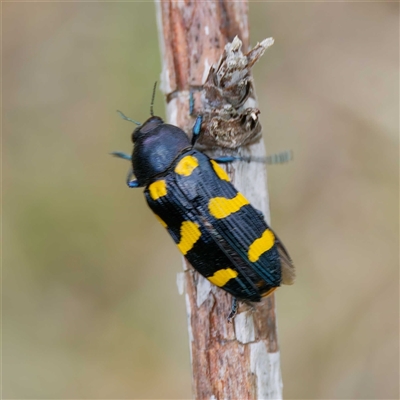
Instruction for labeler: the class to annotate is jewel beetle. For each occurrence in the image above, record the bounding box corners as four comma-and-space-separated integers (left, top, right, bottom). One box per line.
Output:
112, 92, 295, 320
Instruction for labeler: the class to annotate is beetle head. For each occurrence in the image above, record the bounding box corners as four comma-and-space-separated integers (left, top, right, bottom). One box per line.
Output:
131, 116, 191, 186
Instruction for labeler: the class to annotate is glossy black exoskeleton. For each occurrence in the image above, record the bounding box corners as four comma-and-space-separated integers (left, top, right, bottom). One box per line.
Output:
112, 91, 295, 321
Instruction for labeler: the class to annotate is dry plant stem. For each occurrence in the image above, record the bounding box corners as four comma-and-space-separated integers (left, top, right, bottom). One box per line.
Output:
155, 1, 282, 399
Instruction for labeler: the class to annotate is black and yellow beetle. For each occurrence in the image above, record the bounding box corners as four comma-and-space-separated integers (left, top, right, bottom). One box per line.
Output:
112, 99, 295, 320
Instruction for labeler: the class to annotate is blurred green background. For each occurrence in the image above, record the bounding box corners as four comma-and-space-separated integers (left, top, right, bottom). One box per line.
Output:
3, 2, 398, 399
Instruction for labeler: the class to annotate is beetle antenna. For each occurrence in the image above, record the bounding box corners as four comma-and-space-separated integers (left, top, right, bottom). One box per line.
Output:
150, 81, 157, 117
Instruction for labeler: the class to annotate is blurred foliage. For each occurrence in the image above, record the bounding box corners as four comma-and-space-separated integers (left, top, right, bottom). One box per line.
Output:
3, 2, 398, 399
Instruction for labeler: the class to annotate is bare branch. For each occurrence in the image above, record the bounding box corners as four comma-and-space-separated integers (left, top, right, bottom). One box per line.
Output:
155, 2, 282, 398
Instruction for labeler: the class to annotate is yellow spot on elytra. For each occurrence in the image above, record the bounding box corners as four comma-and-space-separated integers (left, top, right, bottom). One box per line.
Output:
208, 193, 250, 219
175, 155, 199, 176
248, 229, 275, 262
177, 221, 201, 255
149, 180, 167, 200
154, 214, 167, 228
210, 160, 230, 181
208, 268, 238, 287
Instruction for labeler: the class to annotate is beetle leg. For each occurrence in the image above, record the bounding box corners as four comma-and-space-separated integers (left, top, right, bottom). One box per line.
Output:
263, 150, 293, 164
191, 115, 203, 146
110, 151, 132, 161
227, 297, 238, 323
126, 167, 140, 188
213, 150, 293, 165
127, 180, 140, 188
250, 150, 292, 164
189, 91, 195, 116
212, 156, 240, 164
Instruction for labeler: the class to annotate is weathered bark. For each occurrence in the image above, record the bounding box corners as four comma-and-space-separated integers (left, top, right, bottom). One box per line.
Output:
155, 2, 282, 399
